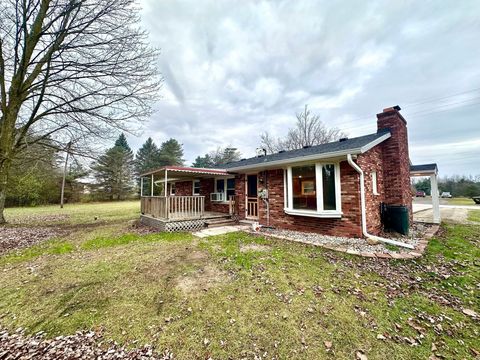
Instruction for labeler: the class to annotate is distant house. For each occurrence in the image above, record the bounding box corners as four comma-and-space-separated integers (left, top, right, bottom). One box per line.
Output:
139, 106, 439, 238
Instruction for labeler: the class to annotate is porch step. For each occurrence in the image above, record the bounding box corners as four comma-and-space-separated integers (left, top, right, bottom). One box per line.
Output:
205, 217, 236, 228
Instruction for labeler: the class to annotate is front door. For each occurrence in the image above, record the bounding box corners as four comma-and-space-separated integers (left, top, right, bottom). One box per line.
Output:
246, 174, 258, 219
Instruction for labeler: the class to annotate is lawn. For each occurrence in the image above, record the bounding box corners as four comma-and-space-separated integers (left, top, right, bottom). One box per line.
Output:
468, 210, 480, 223
446, 197, 478, 206
0, 202, 479, 359
4, 200, 140, 226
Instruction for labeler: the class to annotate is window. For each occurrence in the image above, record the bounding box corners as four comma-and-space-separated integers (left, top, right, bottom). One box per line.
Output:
322, 164, 336, 210
227, 178, 235, 199
193, 180, 201, 195
170, 182, 176, 195
292, 165, 317, 210
372, 171, 378, 195
285, 163, 341, 217
214, 177, 235, 202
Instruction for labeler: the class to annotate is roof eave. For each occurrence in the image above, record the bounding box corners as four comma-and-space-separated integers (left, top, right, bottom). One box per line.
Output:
226, 132, 391, 172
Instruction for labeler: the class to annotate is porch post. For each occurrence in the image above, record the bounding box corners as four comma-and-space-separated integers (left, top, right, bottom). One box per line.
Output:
140, 177, 143, 197
431, 173, 441, 224
151, 174, 154, 196
165, 168, 169, 219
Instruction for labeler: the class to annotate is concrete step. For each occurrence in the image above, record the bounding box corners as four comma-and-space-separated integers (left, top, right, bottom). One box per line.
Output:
205, 217, 236, 228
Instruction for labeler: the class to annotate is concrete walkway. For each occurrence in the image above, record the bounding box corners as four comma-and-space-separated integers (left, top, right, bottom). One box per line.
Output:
413, 203, 480, 213
193, 225, 251, 238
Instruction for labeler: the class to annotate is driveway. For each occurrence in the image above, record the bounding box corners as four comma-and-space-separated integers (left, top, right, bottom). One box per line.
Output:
413, 199, 480, 224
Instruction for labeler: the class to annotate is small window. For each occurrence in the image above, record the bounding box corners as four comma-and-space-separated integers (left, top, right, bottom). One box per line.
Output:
170, 183, 176, 195
193, 180, 200, 195
216, 179, 225, 193
372, 171, 378, 195
227, 178, 235, 199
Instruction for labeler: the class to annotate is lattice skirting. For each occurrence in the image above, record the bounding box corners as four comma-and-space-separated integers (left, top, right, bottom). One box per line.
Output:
140, 215, 205, 232
164, 219, 205, 232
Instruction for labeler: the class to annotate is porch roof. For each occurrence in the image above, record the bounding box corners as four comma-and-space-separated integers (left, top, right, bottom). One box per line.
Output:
410, 163, 438, 176
140, 165, 229, 178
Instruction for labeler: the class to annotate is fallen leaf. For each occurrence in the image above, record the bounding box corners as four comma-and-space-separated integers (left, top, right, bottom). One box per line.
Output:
462, 308, 478, 318
324, 341, 332, 350
355, 350, 367, 360
376, 334, 386, 340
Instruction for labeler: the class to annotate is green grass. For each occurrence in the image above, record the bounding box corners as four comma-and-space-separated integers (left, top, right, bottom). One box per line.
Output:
4, 200, 140, 225
0, 202, 479, 359
446, 197, 478, 206
81, 231, 193, 250
468, 209, 480, 222
0, 239, 74, 265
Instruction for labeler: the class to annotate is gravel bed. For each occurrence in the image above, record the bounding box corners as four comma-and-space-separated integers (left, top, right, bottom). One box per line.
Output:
259, 222, 432, 254
0, 227, 66, 255
0, 328, 173, 359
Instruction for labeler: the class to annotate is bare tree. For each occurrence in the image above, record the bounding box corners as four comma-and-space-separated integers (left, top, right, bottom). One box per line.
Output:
260, 105, 347, 153
0, 0, 160, 223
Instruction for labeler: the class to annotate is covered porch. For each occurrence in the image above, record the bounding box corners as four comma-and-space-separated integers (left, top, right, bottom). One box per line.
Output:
411, 163, 441, 224
139, 166, 236, 221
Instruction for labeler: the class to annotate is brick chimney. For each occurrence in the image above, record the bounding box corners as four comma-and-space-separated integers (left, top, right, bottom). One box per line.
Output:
377, 106, 412, 216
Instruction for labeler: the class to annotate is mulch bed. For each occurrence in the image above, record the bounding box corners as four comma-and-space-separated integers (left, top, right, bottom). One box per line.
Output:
0, 328, 173, 359
0, 227, 67, 256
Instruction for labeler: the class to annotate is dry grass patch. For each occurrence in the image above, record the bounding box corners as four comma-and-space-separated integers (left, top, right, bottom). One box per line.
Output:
239, 243, 271, 252
176, 264, 228, 295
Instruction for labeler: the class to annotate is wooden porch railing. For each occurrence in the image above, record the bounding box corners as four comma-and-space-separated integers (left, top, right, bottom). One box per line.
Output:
141, 196, 205, 220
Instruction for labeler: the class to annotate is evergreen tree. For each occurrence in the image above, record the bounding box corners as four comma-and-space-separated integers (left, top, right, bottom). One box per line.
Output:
192, 154, 214, 168
135, 137, 162, 174
192, 147, 241, 168
91, 135, 135, 200
158, 138, 184, 166
115, 133, 133, 153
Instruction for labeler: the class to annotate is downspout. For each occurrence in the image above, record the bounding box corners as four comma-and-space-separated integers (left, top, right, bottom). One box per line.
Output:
347, 154, 414, 249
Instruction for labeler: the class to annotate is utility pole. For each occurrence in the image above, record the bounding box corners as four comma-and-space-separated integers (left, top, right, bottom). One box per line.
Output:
60, 141, 72, 208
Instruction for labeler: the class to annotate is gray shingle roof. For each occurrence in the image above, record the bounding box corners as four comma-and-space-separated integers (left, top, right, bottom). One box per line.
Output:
221, 129, 391, 170
410, 164, 438, 172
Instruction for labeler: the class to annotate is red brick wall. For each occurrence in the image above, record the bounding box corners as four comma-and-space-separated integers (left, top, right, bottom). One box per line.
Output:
200, 178, 229, 214
357, 145, 385, 234
174, 181, 193, 196
377, 107, 413, 220
235, 174, 246, 220
256, 163, 364, 238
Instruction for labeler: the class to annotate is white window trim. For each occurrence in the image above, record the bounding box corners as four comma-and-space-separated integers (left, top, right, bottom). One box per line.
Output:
192, 179, 201, 195
213, 177, 235, 203
372, 171, 379, 196
283, 162, 342, 218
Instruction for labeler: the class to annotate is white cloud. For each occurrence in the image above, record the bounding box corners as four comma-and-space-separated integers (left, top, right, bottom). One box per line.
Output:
132, 0, 480, 174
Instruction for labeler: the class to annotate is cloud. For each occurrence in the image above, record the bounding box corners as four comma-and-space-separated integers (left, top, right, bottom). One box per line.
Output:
131, 0, 480, 175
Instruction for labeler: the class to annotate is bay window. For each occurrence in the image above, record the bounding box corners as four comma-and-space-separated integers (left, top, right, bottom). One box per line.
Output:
285, 162, 341, 217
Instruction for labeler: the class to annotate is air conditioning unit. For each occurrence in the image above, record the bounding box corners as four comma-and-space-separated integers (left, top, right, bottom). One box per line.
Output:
210, 192, 225, 202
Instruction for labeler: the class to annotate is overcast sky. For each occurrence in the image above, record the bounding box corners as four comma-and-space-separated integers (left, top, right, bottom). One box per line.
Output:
130, 0, 480, 176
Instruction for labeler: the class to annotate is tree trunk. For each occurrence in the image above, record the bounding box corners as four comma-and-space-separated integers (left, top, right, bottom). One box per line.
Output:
0, 161, 11, 224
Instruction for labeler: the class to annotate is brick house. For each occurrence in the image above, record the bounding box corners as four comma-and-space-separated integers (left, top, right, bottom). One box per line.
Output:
140, 106, 438, 239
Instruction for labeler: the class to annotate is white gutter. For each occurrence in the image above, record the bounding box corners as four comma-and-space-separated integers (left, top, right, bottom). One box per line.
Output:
347, 154, 414, 250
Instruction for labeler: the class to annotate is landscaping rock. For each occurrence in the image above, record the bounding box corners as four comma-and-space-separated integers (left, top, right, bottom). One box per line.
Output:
256, 222, 435, 257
